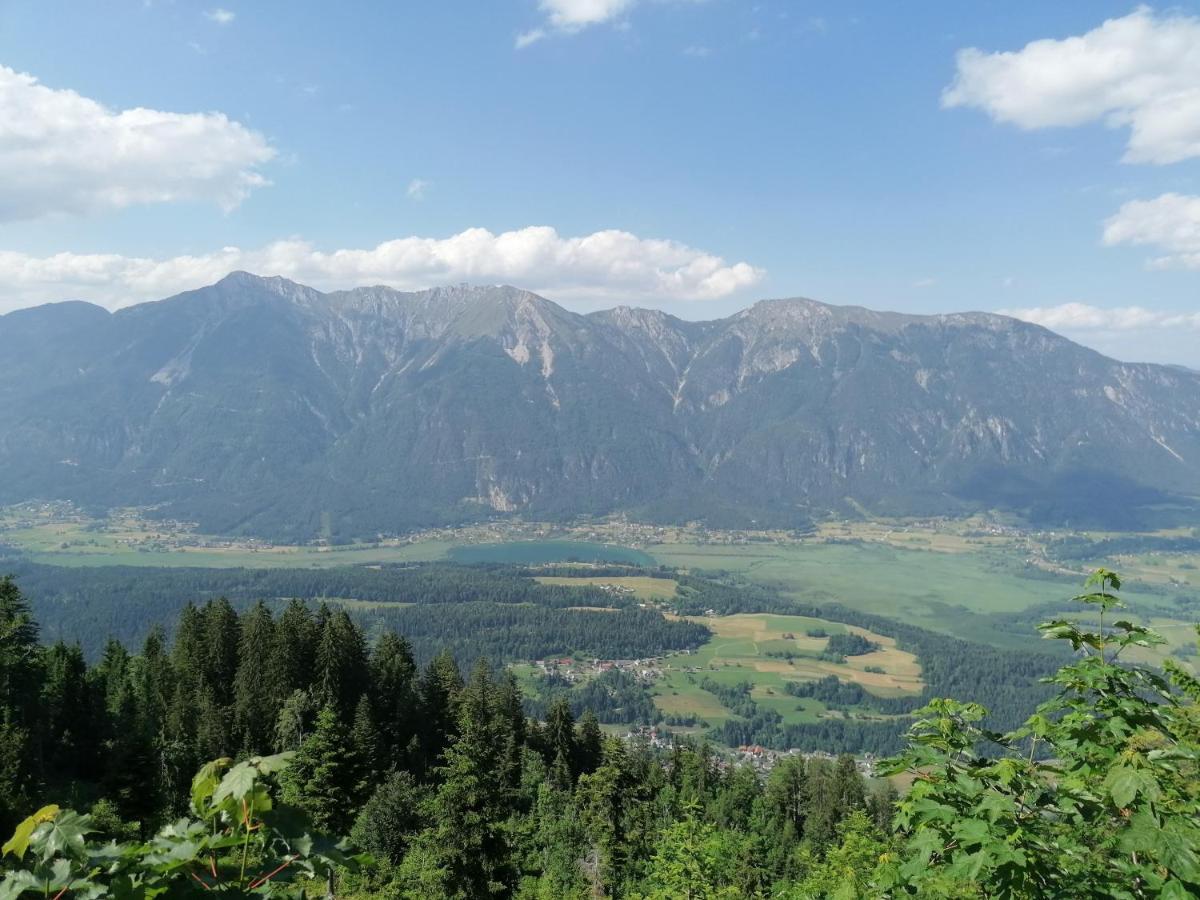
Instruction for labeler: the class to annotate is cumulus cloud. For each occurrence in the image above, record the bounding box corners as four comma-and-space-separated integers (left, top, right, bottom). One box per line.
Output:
1103, 192, 1200, 269
1001, 301, 1200, 365
0, 64, 274, 220
516, 0, 699, 46
204, 8, 235, 25
1002, 302, 1200, 332
538, 0, 636, 33
944, 6, 1200, 164
0, 226, 764, 311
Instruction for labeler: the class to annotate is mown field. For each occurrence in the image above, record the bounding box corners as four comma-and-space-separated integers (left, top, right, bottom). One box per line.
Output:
533, 575, 679, 600
652, 613, 923, 730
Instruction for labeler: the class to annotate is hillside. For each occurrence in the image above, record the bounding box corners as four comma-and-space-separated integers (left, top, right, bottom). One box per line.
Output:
2, 272, 1198, 539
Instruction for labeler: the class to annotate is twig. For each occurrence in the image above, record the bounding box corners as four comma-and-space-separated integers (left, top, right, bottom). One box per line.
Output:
248, 855, 297, 889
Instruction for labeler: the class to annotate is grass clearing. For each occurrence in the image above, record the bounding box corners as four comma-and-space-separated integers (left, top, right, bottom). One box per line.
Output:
534, 575, 678, 600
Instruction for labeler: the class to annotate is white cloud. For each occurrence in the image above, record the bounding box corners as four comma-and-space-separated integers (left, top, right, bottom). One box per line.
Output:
540, 0, 636, 32
912, 276, 937, 288
515, 29, 546, 49
1001, 301, 1200, 365
517, 0, 701, 46
0, 64, 274, 220
683, 44, 711, 57
1103, 192, 1200, 268
944, 6, 1200, 164
1002, 302, 1200, 333
205, 8, 235, 25
406, 178, 431, 200
0, 226, 764, 311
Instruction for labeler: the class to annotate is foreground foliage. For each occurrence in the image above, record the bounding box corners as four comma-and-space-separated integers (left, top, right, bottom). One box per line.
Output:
884, 569, 1200, 898
3, 568, 1199, 897
1, 754, 356, 898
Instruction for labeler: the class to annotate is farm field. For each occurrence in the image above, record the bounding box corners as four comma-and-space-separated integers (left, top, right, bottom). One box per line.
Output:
446, 541, 653, 566
4, 505, 1197, 660
647, 540, 1200, 648
652, 613, 923, 729
533, 575, 679, 600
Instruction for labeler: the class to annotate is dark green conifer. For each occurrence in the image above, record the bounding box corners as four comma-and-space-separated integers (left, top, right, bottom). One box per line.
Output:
232, 601, 279, 753
282, 704, 361, 833
369, 631, 418, 761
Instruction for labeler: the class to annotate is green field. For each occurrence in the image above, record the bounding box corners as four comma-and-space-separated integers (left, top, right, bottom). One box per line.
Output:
652, 613, 923, 730
447, 541, 653, 566
5, 506, 1197, 664
533, 575, 678, 600
648, 540, 1200, 649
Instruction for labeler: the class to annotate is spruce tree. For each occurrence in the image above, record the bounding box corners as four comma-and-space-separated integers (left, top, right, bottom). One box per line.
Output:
232, 601, 279, 753
543, 696, 576, 788
39, 642, 91, 782
369, 631, 418, 761
415, 649, 462, 774
273, 599, 317, 697
350, 693, 382, 799
202, 598, 240, 707
832, 753, 865, 813
350, 771, 427, 866
575, 710, 603, 778
0, 576, 39, 721
167, 603, 206, 749
314, 608, 369, 721
282, 704, 360, 833
492, 670, 526, 797
426, 660, 513, 896
134, 629, 173, 747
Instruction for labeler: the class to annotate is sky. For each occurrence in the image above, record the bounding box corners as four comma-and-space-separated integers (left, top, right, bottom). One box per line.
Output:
2, 1, 1200, 365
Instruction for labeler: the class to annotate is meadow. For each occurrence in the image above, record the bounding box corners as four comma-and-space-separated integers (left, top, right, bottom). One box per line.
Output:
533, 575, 679, 600
652, 613, 923, 730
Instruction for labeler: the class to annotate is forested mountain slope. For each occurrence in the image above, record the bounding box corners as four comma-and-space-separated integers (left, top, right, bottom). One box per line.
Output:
2, 272, 1198, 538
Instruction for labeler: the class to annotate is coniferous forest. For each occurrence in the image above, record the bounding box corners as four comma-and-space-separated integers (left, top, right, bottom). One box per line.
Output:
3, 569, 1200, 897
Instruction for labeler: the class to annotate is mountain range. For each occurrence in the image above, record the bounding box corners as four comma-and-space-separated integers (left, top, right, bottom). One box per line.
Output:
1, 272, 1198, 540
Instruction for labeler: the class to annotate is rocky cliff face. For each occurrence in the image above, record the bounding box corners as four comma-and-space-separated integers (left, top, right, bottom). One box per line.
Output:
1, 272, 1197, 538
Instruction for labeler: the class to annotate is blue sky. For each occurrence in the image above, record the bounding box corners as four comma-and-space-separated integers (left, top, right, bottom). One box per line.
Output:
2, 1, 1200, 364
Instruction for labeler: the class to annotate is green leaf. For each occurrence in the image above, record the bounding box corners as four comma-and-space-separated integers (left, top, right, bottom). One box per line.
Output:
952, 819, 991, 848
250, 752, 294, 776
1105, 765, 1159, 809
1157, 822, 1200, 882
37, 810, 94, 863
2, 805, 59, 860
190, 757, 231, 813
1161, 879, 1195, 900
212, 761, 257, 806
1119, 810, 1160, 854
0, 870, 41, 900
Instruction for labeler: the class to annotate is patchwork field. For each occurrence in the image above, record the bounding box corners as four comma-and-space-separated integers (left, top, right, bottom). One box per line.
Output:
647, 540, 1200, 649
5, 506, 1196, 664
652, 613, 923, 729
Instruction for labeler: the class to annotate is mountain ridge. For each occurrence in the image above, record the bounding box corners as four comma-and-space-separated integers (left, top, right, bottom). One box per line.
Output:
1, 273, 1197, 539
